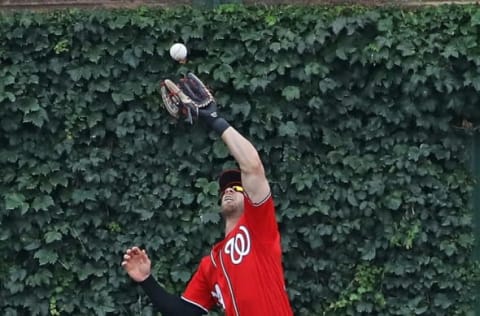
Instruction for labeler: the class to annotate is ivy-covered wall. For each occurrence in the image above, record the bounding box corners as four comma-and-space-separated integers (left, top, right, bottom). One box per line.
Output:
0, 5, 479, 315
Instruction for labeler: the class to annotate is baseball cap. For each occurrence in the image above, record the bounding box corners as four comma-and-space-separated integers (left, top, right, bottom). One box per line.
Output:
218, 169, 242, 194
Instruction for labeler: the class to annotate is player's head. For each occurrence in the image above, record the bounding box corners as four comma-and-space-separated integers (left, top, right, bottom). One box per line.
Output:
218, 169, 244, 217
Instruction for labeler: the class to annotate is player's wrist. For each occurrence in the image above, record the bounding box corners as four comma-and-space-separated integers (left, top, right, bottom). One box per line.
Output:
137, 273, 153, 284
208, 117, 230, 135
200, 110, 230, 135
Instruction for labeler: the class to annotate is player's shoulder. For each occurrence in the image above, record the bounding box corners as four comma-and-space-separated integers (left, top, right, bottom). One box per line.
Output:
200, 251, 218, 266
245, 191, 273, 208
197, 253, 217, 273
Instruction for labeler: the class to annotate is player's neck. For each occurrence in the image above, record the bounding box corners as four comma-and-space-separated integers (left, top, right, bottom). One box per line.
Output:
224, 215, 242, 236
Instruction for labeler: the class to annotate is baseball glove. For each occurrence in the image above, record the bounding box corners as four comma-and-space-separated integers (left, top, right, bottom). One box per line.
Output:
160, 73, 215, 124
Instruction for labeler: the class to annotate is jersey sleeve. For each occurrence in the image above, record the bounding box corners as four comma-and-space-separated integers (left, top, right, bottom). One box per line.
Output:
243, 193, 279, 243
182, 257, 215, 313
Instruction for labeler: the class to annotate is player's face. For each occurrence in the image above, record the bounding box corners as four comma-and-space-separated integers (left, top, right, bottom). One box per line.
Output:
220, 186, 244, 216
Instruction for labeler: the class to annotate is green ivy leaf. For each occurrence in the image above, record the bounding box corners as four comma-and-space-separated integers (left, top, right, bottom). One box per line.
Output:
93, 79, 111, 93
269, 42, 281, 53
44, 231, 62, 244
360, 243, 376, 261
213, 140, 229, 158
34, 248, 58, 265
213, 63, 234, 83
278, 121, 298, 137
170, 269, 193, 283
319, 78, 339, 93
111, 90, 134, 105
25, 269, 53, 287
249, 77, 270, 92
231, 101, 251, 118
200, 211, 220, 224
133, 208, 154, 221
282, 86, 300, 101
23, 107, 49, 127
332, 16, 347, 35
122, 49, 140, 68
67, 68, 82, 81
384, 194, 402, 210
433, 293, 453, 309
17, 97, 40, 114
265, 14, 277, 26
107, 14, 130, 29
4, 193, 29, 214
396, 42, 416, 57
31, 195, 55, 211
0, 91, 16, 103
470, 10, 480, 26
377, 17, 393, 32
71, 189, 96, 204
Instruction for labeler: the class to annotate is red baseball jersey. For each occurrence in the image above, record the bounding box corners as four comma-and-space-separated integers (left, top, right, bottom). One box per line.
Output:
182, 193, 294, 316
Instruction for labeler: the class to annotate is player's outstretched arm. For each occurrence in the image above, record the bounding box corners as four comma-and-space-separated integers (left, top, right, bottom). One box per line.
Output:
122, 247, 206, 316
160, 73, 269, 203
220, 127, 270, 204
193, 91, 270, 203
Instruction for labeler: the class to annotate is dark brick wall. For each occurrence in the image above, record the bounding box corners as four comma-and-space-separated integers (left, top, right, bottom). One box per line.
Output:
0, 0, 473, 9
0, 0, 189, 9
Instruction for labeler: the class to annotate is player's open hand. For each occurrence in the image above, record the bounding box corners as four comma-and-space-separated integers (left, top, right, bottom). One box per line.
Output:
121, 246, 151, 282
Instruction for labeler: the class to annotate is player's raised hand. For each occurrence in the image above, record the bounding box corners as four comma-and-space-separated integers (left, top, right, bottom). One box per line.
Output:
121, 247, 151, 282
160, 73, 230, 135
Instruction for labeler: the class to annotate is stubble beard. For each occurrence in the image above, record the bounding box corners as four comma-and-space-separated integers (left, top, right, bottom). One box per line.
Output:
220, 201, 243, 219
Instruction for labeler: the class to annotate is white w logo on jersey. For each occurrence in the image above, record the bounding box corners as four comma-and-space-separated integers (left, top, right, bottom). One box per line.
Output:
224, 226, 251, 265
211, 284, 225, 310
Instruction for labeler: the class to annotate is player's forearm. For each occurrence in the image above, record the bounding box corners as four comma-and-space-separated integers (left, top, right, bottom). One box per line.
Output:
139, 275, 206, 316
221, 127, 263, 175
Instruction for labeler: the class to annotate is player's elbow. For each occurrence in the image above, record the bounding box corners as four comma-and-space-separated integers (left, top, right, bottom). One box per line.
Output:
241, 154, 265, 176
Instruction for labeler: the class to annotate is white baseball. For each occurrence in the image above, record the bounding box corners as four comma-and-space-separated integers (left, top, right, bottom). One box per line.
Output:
169, 43, 187, 61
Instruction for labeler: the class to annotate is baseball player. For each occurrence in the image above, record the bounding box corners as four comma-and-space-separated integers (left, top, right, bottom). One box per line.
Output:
122, 73, 293, 316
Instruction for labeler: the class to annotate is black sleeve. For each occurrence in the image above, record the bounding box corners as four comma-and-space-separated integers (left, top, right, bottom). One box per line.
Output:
139, 275, 207, 316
